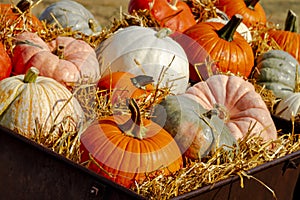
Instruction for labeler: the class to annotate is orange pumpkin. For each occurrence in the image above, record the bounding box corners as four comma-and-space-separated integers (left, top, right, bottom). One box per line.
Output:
150, 0, 196, 32
183, 14, 254, 82
98, 71, 155, 104
12, 32, 100, 87
268, 10, 300, 63
0, 0, 42, 33
0, 42, 12, 80
80, 99, 183, 188
184, 74, 277, 142
215, 0, 266, 27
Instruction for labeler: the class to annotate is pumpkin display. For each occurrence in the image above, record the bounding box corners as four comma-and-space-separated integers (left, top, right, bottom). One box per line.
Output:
12, 32, 100, 87
215, 0, 267, 27
0, 0, 42, 33
39, 0, 102, 36
0, 67, 85, 138
268, 10, 300, 63
149, 0, 196, 33
98, 71, 155, 104
95, 26, 189, 95
184, 74, 277, 142
0, 42, 12, 80
152, 95, 236, 160
80, 98, 183, 188
183, 14, 254, 82
252, 50, 300, 99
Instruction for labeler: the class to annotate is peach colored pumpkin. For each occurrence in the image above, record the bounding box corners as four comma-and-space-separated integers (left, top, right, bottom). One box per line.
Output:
184, 74, 277, 142
12, 32, 100, 87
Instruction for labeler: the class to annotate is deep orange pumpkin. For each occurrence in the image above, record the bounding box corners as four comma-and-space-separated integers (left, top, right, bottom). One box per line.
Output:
98, 71, 155, 104
268, 10, 300, 63
0, 0, 42, 33
150, 0, 196, 32
215, 0, 266, 27
183, 14, 254, 81
80, 99, 183, 188
0, 42, 12, 80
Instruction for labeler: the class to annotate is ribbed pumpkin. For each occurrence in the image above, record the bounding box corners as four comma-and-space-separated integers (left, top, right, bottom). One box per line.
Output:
0, 42, 12, 80
80, 99, 183, 188
39, 0, 102, 36
12, 32, 100, 87
95, 26, 189, 95
252, 50, 300, 99
184, 74, 277, 142
268, 10, 300, 63
152, 95, 236, 160
0, 67, 85, 138
183, 14, 254, 82
0, 0, 42, 33
98, 71, 155, 104
215, 0, 267, 27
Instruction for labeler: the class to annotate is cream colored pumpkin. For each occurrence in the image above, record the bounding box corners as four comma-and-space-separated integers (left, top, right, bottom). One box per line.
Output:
275, 93, 300, 120
95, 26, 189, 94
0, 67, 85, 138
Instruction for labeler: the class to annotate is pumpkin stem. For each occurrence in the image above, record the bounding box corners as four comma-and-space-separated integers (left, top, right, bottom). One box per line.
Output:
54, 45, 65, 59
284, 10, 298, 32
118, 98, 147, 140
216, 14, 243, 42
88, 18, 97, 33
13, 0, 32, 13
244, 0, 260, 10
24, 67, 39, 83
155, 28, 173, 39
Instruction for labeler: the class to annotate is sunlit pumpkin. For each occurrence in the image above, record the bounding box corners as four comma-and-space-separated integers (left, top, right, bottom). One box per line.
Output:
12, 32, 100, 87
183, 14, 254, 82
215, 0, 267, 27
80, 98, 183, 188
0, 67, 85, 138
184, 74, 277, 142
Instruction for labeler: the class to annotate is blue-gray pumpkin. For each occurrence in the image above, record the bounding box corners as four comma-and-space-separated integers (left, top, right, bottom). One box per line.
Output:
39, 0, 102, 36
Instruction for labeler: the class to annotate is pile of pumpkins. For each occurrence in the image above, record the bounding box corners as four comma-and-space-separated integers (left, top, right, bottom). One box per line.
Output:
0, 0, 300, 189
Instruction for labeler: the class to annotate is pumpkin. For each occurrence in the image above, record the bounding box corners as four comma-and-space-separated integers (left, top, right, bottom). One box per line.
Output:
252, 50, 300, 99
0, 67, 85, 138
80, 98, 183, 188
39, 0, 102, 36
149, 0, 196, 32
268, 10, 300, 63
12, 32, 100, 87
275, 93, 300, 121
128, 0, 152, 13
0, 0, 42, 33
98, 71, 155, 104
95, 26, 189, 95
152, 95, 236, 160
0, 42, 12, 80
183, 14, 254, 82
184, 74, 277, 142
215, 0, 267, 27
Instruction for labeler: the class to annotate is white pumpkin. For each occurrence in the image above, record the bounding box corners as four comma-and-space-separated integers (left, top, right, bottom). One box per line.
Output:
95, 26, 190, 94
275, 93, 300, 120
0, 67, 85, 138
